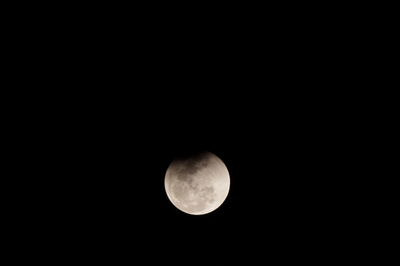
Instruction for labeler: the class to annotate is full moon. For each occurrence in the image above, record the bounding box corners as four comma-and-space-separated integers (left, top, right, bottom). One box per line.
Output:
164, 152, 230, 215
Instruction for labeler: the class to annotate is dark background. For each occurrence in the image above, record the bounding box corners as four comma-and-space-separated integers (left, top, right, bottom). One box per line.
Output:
22, 71, 359, 263
8, 4, 369, 263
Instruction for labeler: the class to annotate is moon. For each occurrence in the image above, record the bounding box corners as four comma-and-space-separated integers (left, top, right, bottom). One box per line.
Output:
164, 152, 230, 215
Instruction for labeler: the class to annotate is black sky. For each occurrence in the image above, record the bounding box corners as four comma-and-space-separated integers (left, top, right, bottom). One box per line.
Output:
11, 6, 368, 263
31, 79, 357, 263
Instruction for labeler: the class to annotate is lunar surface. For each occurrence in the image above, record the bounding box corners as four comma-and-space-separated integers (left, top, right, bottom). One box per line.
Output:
164, 152, 230, 215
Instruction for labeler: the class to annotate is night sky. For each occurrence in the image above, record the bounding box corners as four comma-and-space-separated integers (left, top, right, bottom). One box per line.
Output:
27, 84, 357, 263
13, 8, 365, 263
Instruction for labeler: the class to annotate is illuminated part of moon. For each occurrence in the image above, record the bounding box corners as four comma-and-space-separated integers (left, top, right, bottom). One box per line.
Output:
164, 152, 230, 215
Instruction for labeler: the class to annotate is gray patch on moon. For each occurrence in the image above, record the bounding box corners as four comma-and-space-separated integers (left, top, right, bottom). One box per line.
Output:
170, 181, 189, 202
199, 186, 215, 204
